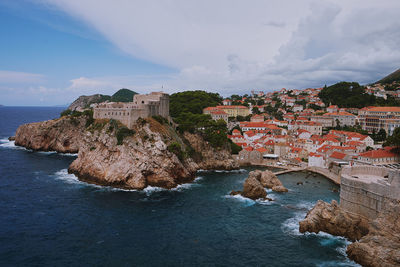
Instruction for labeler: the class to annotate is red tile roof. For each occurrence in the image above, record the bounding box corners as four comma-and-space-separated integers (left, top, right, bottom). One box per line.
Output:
330, 151, 347, 160
359, 149, 398, 158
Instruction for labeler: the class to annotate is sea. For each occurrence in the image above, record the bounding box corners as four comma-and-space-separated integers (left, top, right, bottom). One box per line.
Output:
0, 107, 360, 266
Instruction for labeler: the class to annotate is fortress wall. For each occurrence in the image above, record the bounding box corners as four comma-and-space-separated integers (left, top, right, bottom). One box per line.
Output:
340, 166, 400, 220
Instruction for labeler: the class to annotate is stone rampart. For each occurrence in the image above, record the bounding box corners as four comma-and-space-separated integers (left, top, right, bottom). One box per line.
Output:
340, 166, 400, 220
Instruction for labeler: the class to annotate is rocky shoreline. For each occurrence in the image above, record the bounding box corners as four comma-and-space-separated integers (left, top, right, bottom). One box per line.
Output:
14, 115, 238, 190
299, 200, 400, 267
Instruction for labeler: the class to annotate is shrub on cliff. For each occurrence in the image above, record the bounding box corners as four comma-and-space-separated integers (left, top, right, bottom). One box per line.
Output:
167, 142, 184, 160
230, 140, 242, 154
116, 126, 136, 145
170, 90, 222, 118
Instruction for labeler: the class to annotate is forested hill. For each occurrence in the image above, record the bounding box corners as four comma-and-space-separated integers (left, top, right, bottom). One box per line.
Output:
169, 90, 222, 118
318, 82, 399, 108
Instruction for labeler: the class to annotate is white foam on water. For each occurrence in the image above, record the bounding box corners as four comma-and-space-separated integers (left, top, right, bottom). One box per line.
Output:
142, 186, 166, 195
224, 194, 256, 206
37, 151, 57, 155
0, 139, 22, 149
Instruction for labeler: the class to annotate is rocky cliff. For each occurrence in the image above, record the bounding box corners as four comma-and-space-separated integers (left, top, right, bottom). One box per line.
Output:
68, 94, 111, 111
14, 115, 88, 153
346, 200, 400, 267
299, 200, 400, 267
183, 132, 238, 170
299, 200, 369, 241
14, 116, 237, 190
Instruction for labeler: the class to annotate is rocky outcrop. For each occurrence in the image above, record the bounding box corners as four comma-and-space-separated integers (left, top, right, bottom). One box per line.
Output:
346, 200, 400, 267
14, 116, 87, 153
259, 170, 288, 192
68, 119, 198, 189
299, 199, 400, 267
299, 200, 369, 241
241, 170, 267, 200
231, 170, 287, 200
183, 132, 239, 170
15, 114, 238, 190
68, 94, 110, 111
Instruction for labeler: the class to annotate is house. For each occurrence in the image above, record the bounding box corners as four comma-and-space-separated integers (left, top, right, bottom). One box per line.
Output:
323, 111, 356, 127
357, 148, 400, 165
222, 99, 232, 106
210, 110, 229, 123
327, 105, 339, 113
250, 114, 265, 122
308, 152, 325, 168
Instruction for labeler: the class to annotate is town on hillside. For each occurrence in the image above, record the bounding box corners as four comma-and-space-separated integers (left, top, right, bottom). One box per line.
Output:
203, 83, 400, 174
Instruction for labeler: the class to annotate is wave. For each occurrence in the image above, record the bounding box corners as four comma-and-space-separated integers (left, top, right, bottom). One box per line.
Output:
0, 139, 77, 156
143, 176, 204, 194
224, 194, 256, 206
0, 139, 23, 150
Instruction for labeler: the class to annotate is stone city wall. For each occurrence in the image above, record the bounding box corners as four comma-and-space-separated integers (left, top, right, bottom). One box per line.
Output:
340, 166, 400, 220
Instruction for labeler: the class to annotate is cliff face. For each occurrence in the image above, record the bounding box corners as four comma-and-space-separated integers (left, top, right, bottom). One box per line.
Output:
299, 200, 369, 241
299, 200, 400, 267
68, 119, 198, 189
14, 116, 237, 190
14, 116, 87, 153
183, 132, 239, 170
346, 200, 400, 267
68, 94, 110, 111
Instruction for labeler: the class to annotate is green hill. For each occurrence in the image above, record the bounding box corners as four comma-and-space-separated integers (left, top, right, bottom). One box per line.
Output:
111, 88, 137, 102
318, 82, 375, 108
377, 68, 400, 84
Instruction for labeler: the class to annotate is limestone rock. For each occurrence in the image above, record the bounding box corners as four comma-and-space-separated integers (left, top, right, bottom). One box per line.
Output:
346, 200, 400, 267
242, 171, 267, 200
183, 132, 239, 170
259, 170, 288, 192
68, 94, 110, 111
299, 200, 369, 242
14, 116, 87, 153
68, 119, 198, 190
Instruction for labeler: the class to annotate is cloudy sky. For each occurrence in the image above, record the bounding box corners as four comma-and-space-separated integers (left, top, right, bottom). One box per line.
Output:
1, 0, 400, 105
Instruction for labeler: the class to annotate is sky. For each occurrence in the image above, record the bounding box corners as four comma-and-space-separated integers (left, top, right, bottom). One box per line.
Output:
0, 0, 400, 106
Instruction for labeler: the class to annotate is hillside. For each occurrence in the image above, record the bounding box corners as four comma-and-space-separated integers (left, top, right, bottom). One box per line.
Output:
111, 88, 137, 102
67, 88, 137, 111
377, 68, 400, 84
318, 82, 375, 108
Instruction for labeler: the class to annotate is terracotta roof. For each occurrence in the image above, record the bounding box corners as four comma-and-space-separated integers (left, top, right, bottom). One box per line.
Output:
244, 147, 254, 151
330, 151, 347, 160
210, 110, 227, 115
359, 149, 398, 158
256, 147, 268, 153
232, 129, 241, 134
365, 106, 400, 112
309, 152, 323, 157
217, 105, 248, 109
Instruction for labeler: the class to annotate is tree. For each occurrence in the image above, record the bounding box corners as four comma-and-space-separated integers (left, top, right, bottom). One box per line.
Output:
376, 129, 387, 142
170, 90, 222, 118
252, 107, 261, 114
384, 127, 400, 154
257, 99, 265, 105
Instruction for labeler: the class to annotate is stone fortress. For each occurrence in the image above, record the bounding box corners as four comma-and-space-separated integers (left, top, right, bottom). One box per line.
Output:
340, 165, 400, 220
93, 92, 169, 129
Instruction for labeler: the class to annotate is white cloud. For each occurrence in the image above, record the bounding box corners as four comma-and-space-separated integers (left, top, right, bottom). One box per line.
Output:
0, 70, 45, 84
27, 0, 400, 94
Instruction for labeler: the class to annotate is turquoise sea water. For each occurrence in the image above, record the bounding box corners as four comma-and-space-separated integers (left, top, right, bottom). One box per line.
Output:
0, 107, 359, 266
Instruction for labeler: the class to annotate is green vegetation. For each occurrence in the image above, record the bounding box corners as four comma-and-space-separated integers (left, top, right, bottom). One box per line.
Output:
60, 109, 94, 127
170, 90, 222, 117
111, 88, 137, 102
167, 142, 185, 160
152, 115, 168, 124
319, 82, 375, 108
319, 82, 400, 108
229, 140, 242, 154
384, 127, 400, 154
116, 126, 136, 145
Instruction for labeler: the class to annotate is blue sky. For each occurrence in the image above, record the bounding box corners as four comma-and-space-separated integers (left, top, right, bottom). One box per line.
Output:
1, 0, 400, 106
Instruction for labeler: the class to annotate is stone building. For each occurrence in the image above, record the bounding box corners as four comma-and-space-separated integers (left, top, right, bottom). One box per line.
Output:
340, 166, 400, 220
93, 92, 169, 129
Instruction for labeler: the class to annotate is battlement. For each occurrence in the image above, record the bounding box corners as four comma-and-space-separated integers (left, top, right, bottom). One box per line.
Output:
93, 92, 169, 129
